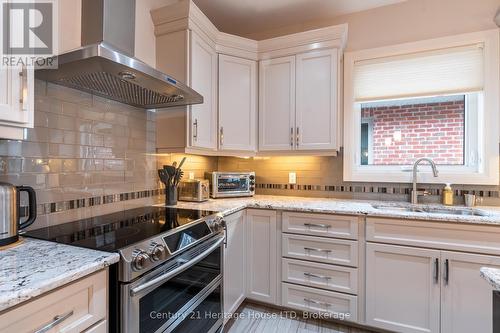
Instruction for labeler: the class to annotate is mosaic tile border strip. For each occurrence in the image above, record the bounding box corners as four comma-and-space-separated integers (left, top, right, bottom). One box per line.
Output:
24, 183, 500, 217
255, 183, 500, 198
35, 189, 163, 215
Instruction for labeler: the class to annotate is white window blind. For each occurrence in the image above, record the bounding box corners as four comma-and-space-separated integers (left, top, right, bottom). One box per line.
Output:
353, 44, 484, 102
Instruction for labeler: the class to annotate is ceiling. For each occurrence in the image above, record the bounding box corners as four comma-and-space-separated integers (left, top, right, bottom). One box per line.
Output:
192, 0, 406, 38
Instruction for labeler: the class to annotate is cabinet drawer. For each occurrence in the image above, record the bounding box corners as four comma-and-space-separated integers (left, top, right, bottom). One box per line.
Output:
282, 258, 358, 294
282, 234, 358, 267
83, 320, 107, 333
283, 212, 358, 240
282, 282, 357, 322
0, 270, 107, 333
366, 217, 500, 255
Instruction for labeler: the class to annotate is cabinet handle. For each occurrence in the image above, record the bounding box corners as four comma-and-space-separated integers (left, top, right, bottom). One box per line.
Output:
34, 310, 74, 333
304, 223, 330, 229
193, 119, 198, 141
290, 127, 294, 147
444, 259, 449, 284
19, 67, 27, 110
304, 298, 331, 307
220, 126, 224, 146
304, 272, 331, 280
434, 258, 439, 283
304, 247, 331, 254
296, 127, 299, 147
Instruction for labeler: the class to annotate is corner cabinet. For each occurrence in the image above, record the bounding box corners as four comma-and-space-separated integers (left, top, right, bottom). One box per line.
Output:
259, 48, 340, 153
218, 54, 257, 152
0, 66, 34, 140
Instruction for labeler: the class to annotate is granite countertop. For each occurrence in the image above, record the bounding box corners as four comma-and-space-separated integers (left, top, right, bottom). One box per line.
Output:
0, 238, 119, 312
480, 267, 500, 290
166, 195, 500, 225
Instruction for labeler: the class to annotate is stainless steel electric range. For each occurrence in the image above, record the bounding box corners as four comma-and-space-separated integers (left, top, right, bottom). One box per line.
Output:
25, 206, 226, 333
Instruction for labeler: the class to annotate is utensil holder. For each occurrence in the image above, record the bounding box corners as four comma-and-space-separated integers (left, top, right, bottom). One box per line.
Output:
165, 185, 178, 206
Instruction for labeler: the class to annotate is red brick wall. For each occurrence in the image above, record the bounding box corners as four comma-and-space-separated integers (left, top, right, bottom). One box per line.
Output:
361, 98, 465, 165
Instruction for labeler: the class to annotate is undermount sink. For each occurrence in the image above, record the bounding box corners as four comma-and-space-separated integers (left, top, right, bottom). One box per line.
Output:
371, 204, 490, 217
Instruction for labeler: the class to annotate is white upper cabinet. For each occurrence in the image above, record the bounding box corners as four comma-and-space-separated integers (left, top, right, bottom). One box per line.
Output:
190, 32, 218, 150
259, 56, 296, 151
0, 66, 34, 140
218, 54, 257, 152
259, 49, 340, 153
296, 49, 338, 150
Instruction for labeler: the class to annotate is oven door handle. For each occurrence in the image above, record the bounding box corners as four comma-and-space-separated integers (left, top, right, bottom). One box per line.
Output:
130, 236, 224, 297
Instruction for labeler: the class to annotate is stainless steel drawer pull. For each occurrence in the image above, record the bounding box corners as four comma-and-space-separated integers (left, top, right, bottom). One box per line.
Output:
304, 298, 331, 307
304, 223, 330, 229
304, 247, 332, 254
304, 272, 331, 280
34, 310, 74, 333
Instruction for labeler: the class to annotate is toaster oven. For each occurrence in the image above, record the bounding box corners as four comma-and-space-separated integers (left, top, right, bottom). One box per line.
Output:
205, 172, 255, 198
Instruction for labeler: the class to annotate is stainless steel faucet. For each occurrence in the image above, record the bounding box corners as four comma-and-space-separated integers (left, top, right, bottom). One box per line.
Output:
411, 158, 439, 204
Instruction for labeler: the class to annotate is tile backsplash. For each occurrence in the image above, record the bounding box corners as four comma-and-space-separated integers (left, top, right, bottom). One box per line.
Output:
1, 80, 498, 230
0, 80, 160, 229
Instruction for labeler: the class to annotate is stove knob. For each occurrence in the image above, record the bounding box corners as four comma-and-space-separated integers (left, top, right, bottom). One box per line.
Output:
132, 251, 149, 270
149, 243, 166, 261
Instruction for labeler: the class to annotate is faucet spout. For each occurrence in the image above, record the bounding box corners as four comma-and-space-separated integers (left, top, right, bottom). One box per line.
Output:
411, 158, 439, 204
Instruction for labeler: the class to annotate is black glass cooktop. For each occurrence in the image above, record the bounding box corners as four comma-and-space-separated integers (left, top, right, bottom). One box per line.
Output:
24, 207, 217, 252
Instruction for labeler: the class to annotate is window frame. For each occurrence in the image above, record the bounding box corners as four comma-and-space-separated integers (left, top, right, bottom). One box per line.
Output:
343, 30, 499, 185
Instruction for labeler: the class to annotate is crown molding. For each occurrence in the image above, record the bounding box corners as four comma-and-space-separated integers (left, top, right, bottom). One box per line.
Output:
151, 0, 348, 60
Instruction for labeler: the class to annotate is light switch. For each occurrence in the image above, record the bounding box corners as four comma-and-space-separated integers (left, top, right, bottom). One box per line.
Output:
289, 172, 297, 184
188, 172, 195, 180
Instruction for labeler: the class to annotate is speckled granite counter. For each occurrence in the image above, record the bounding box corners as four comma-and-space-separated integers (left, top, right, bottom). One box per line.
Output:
163, 195, 500, 225
0, 238, 119, 312
481, 267, 500, 290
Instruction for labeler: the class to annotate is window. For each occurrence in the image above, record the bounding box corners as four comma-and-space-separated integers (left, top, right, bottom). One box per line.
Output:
344, 30, 499, 185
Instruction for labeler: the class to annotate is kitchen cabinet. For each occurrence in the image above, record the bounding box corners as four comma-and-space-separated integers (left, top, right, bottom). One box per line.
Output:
223, 210, 246, 317
259, 49, 339, 153
0, 65, 34, 140
0, 270, 107, 333
295, 49, 338, 150
366, 239, 500, 333
366, 243, 441, 333
245, 209, 278, 304
189, 31, 218, 150
259, 56, 296, 151
218, 54, 257, 152
440, 251, 500, 333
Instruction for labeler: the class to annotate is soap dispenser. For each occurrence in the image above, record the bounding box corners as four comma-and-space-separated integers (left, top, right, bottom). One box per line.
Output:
442, 183, 453, 206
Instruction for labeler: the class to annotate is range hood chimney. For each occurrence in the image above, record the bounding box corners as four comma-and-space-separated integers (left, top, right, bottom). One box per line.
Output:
35, 0, 203, 109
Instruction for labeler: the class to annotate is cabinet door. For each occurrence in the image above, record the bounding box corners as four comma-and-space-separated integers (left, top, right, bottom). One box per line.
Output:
189, 32, 217, 150
366, 243, 440, 333
259, 56, 295, 151
441, 251, 500, 333
223, 211, 246, 317
295, 49, 338, 150
218, 54, 257, 152
0, 66, 34, 127
246, 209, 278, 304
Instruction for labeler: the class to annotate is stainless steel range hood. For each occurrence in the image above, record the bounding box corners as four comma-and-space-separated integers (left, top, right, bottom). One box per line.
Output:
35, 0, 203, 109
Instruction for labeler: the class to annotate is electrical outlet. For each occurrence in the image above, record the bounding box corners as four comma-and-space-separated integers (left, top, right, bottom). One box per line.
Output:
289, 172, 297, 184
188, 172, 195, 180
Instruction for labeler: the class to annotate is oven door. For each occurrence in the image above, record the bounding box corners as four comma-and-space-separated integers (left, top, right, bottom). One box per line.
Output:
122, 235, 224, 333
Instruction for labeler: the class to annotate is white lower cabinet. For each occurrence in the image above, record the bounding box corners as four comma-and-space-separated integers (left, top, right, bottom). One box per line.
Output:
0, 270, 107, 333
245, 209, 278, 304
366, 243, 441, 333
367, 242, 500, 333
223, 210, 247, 317
440, 251, 500, 333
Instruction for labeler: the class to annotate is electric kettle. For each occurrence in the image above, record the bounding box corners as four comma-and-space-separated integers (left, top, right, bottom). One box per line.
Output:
0, 182, 37, 246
